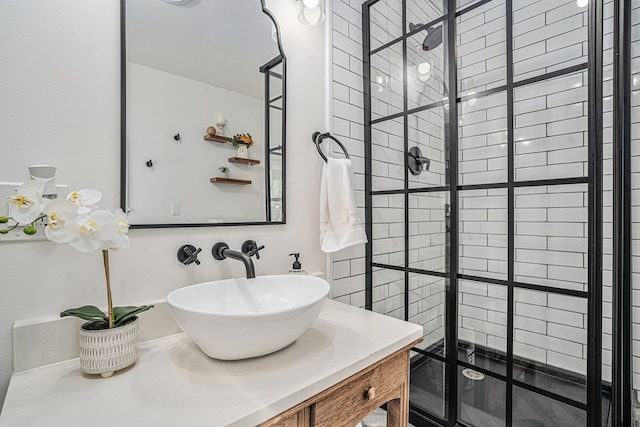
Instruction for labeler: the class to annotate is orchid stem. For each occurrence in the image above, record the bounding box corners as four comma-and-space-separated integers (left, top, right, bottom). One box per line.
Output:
102, 250, 114, 329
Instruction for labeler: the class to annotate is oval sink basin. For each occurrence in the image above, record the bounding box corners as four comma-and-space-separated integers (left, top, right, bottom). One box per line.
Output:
167, 275, 330, 360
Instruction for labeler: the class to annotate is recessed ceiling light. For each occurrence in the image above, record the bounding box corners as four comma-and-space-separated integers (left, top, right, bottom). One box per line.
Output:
162, 0, 191, 4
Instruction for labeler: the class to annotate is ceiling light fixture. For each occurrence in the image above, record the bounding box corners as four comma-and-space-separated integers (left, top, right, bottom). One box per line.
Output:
576, 0, 588, 7
298, 0, 325, 26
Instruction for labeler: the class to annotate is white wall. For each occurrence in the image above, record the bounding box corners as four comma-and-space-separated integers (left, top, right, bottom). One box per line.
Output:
127, 62, 265, 223
0, 0, 326, 407
328, 0, 369, 309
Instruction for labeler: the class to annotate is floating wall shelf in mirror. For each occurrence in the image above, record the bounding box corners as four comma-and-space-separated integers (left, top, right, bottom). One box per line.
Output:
121, 0, 286, 228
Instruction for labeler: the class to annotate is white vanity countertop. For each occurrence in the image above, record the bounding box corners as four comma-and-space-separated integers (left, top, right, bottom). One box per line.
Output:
0, 300, 423, 427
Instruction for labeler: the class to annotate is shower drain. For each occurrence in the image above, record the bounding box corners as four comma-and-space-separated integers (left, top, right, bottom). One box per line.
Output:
462, 368, 485, 381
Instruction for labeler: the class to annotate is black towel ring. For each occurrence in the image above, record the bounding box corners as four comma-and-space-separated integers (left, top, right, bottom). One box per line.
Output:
312, 131, 350, 162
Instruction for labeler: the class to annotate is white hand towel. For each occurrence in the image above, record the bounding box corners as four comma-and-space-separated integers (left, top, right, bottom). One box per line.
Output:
319, 158, 368, 253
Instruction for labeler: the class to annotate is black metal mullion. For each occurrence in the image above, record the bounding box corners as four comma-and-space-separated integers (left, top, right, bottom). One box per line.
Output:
264, 64, 271, 221
120, 0, 127, 213
587, 0, 604, 424
506, 0, 515, 424
403, 0, 410, 323
411, 346, 448, 363
445, 0, 459, 423
612, 0, 632, 424
370, 176, 590, 197
363, 3, 373, 311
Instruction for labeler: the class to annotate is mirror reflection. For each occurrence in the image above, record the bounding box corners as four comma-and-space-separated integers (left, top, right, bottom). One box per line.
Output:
122, 0, 285, 226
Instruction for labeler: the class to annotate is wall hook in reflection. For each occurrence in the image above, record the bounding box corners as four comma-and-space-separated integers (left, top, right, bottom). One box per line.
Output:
146, 160, 153, 168
173, 133, 181, 141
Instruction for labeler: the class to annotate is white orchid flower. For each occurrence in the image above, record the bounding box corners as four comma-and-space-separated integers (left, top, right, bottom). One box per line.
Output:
43, 199, 80, 243
103, 208, 130, 250
5, 180, 46, 224
69, 209, 119, 253
67, 189, 102, 214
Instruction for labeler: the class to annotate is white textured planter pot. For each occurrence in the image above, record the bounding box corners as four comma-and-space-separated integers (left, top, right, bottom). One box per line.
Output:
79, 317, 140, 377
236, 145, 248, 157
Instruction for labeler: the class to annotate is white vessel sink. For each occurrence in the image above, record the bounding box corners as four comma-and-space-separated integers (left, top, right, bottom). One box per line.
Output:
167, 275, 330, 360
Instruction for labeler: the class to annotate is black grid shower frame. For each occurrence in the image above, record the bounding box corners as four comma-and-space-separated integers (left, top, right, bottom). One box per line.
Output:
362, 0, 604, 426
611, 0, 632, 425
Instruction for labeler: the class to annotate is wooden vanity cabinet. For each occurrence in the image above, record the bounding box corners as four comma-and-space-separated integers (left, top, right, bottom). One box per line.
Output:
260, 340, 419, 427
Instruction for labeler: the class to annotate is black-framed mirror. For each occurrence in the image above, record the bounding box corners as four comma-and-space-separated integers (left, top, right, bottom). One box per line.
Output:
120, 0, 286, 228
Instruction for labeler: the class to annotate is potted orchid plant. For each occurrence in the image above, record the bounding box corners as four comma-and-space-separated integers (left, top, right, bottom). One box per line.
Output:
1, 180, 153, 377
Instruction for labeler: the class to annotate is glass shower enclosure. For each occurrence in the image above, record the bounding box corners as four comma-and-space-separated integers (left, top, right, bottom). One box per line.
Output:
360, 0, 631, 425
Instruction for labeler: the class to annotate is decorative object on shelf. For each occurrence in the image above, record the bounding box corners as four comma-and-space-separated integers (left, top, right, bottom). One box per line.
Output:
1, 180, 154, 378
218, 166, 230, 178
207, 126, 217, 136
229, 133, 254, 157
216, 114, 226, 135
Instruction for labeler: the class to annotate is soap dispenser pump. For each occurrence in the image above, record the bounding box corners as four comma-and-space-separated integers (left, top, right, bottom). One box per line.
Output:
288, 253, 308, 275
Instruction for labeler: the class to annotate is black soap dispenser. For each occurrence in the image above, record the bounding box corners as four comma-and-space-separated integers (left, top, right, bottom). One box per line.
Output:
288, 253, 308, 275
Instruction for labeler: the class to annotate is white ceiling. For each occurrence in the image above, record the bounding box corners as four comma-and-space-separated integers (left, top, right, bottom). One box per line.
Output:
126, 0, 281, 100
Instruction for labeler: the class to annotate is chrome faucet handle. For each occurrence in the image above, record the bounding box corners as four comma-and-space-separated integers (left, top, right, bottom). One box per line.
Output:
177, 244, 202, 265
241, 240, 265, 260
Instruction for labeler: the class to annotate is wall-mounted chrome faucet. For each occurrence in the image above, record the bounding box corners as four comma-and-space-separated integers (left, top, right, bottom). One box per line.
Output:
212, 240, 264, 279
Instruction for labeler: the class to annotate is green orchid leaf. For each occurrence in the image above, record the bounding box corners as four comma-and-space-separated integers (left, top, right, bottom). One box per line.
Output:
60, 305, 108, 323
81, 320, 109, 330
113, 305, 154, 327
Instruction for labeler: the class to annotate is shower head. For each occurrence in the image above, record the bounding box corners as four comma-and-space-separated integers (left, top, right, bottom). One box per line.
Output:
422, 26, 443, 51
408, 23, 443, 51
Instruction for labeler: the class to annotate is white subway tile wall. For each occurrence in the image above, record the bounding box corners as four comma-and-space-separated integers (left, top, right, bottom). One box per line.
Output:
409, 273, 446, 350
372, 267, 405, 319
513, 72, 588, 182
456, 0, 506, 97
459, 188, 508, 280
372, 118, 405, 191
408, 108, 447, 188
409, 192, 448, 272
330, 0, 622, 387
513, 0, 588, 81
458, 91, 508, 186
372, 194, 405, 265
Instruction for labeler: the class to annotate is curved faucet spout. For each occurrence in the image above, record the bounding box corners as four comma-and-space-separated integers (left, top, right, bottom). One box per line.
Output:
212, 242, 257, 278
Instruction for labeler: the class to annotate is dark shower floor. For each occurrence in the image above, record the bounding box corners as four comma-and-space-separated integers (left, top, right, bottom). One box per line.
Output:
408, 345, 612, 427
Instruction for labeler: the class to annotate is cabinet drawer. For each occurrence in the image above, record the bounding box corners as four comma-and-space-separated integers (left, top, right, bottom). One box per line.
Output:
314, 351, 409, 427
